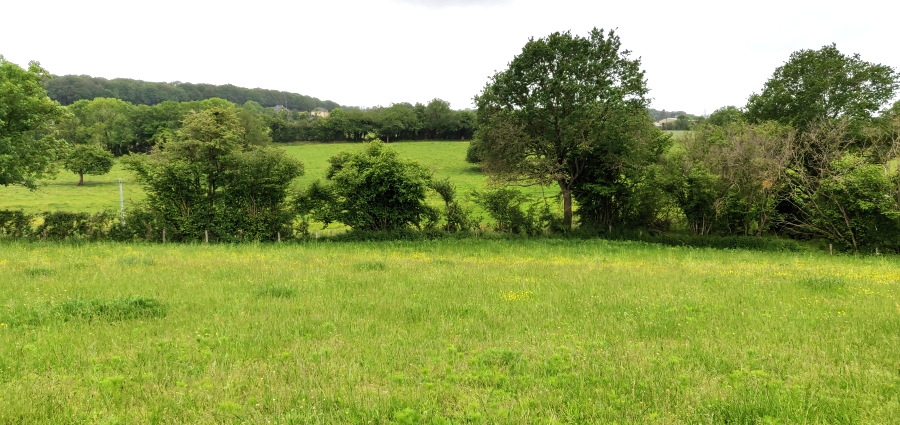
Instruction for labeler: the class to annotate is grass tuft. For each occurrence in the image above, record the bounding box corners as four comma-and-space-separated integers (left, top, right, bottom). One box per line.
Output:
5, 296, 167, 326
254, 284, 297, 299
24, 267, 54, 277
797, 276, 847, 291
354, 260, 387, 271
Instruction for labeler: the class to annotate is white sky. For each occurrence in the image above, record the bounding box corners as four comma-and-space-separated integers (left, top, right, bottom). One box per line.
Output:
2, 0, 897, 115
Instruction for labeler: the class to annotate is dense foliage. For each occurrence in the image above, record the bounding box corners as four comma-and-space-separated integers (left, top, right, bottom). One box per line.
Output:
0, 57, 67, 189
3, 40, 900, 253
298, 141, 436, 231
124, 108, 303, 242
746, 43, 899, 138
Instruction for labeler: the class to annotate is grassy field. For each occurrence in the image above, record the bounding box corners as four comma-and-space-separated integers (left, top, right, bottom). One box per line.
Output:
1, 239, 898, 423
1, 141, 559, 217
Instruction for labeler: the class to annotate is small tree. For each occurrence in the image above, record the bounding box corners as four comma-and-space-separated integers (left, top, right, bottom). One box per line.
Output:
431, 178, 474, 232
322, 140, 434, 231
659, 121, 795, 235
125, 107, 303, 241
64, 144, 114, 186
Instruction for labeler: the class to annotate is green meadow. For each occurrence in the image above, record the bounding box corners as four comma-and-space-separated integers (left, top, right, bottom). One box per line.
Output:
1, 141, 558, 218
1, 239, 899, 424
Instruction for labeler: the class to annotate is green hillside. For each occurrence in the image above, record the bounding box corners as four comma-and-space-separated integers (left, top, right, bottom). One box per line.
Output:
2, 141, 560, 216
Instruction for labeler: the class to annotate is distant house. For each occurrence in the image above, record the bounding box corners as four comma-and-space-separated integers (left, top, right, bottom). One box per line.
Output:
274, 105, 289, 113
311, 107, 330, 118
654, 117, 678, 127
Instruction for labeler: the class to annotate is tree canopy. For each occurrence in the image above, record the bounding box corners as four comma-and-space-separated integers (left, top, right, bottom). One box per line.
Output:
746, 44, 899, 134
0, 57, 67, 189
63, 143, 114, 186
473, 28, 659, 229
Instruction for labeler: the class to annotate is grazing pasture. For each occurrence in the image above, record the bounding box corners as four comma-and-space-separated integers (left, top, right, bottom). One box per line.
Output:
1, 239, 898, 423
1, 141, 559, 218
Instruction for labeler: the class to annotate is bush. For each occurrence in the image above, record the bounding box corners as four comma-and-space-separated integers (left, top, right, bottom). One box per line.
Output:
320, 140, 437, 231
473, 188, 556, 235
35, 211, 115, 240
784, 152, 900, 253
0, 210, 34, 238
431, 178, 477, 232
125, 107, 303, 242
465, 139, 483, 164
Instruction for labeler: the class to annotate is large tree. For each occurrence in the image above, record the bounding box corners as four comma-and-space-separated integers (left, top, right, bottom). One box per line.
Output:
0, 57, 67, 189
473, 28, 652, 229
746, 44, 898, 136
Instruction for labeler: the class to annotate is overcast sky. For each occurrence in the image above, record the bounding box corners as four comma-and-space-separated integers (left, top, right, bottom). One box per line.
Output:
2, 0, 897, 115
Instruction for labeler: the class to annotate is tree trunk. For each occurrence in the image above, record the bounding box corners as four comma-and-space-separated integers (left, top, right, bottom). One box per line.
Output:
559, 182, 572, 230
77, 171, 84, 186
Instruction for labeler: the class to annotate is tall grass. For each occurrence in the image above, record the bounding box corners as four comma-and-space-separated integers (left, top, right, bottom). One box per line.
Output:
1, 239, 898, 423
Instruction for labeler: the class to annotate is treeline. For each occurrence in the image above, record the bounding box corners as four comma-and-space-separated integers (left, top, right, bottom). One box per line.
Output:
54, 96, 476, 158
466, 34, 900, 254
5, 40, 900, 254
45, 75, 341, 111
0, 107, 480, 243
269, 99, 475, 143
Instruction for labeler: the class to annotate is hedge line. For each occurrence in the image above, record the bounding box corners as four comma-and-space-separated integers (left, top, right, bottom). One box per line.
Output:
1, 209, 818, 254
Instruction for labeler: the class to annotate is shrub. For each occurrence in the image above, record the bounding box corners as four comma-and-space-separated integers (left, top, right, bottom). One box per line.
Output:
35, 211, 116, 240
473, 188, 556, 235
431, 178, 476, 232
784, 152, 900, 253
321, 140, 436, 231
125, 108, 303, 242
0, 210, 34, 238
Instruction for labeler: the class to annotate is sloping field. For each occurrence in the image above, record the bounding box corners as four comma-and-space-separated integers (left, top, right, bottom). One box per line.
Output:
1, 141, 559, 216
1, 239, 898, 423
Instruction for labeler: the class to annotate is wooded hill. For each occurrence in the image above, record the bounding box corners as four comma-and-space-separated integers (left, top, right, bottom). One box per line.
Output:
44, 75, 341, 111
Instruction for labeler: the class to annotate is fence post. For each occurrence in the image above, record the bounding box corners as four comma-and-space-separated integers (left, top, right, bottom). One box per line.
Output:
118, 178, 126, 226
277, 232, 281, 243
205, 230, 209, 243
829, 244, 833, 255
162, 228, 166, 244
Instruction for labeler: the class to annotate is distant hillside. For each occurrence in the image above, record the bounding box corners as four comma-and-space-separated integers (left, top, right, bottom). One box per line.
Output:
648, 108, 695, 121
44, 75, 341, 111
